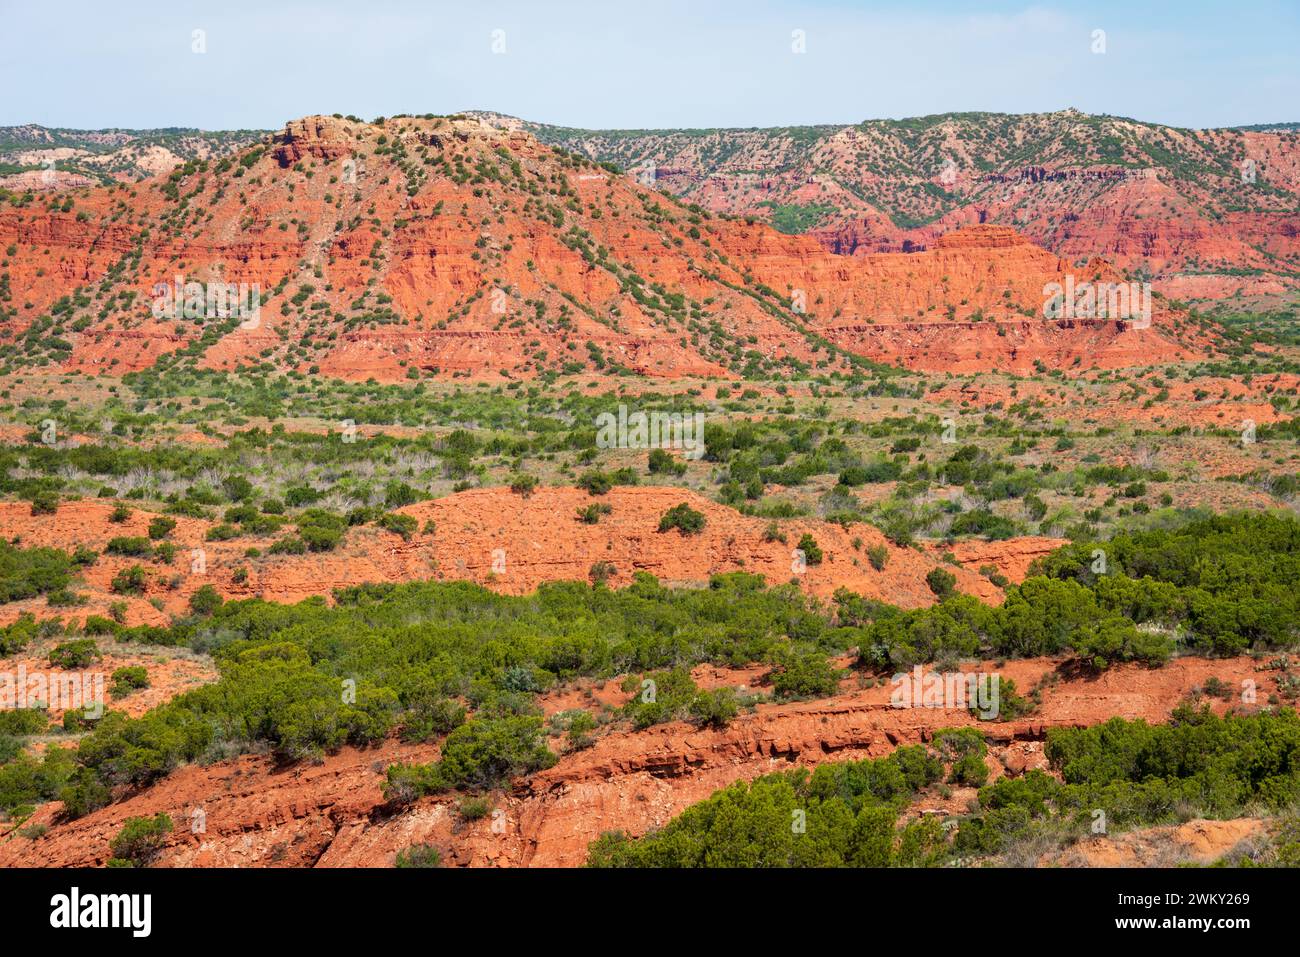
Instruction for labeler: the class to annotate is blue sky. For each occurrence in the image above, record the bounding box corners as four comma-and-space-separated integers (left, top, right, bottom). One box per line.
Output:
3, 0, 1297, 130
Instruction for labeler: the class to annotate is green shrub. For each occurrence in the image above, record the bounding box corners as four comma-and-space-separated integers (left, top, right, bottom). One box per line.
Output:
110, 666, 150, 699
109, 813, 173, 866
0, 708, 50, 736
586, 745, 942, 867
63, 707, 97, 732
395, 844, 441, 868
658, 503, 705, 535
689, 687, 740, 728
648, 448, 687, 476
269, 535, 307, 555
866, 544, 889, 571
0, 614, 39, 656
948, 509, 1017, 540
949, 752, 989, 787
223, 475, 255, 502
576, 502, 612, 524
1072, 617, 1174, 669
106, 536, 151, 557
509, 473, 539, 497
205, 523, 240, 542
956, 708, 1300, 857
383, 481, 419, 509
925, 567, 957, 599
0, 541, 74, 604
385, 716, 556, 797
147, 517, 177, 540
58, 769, 112, 818
297, 510, 347, 552
378, 512, 419, 540
796, 533, 823, 566
0, 746, 77, 813
562, 710, 598, 749
621, 668, 699, 729
399, 695, 466, 743
110, 565, 148, 595
189, 584, 223, 616
578, 470, 613, 496
49, 639, 102, 669
975, 676, 1035, 722
770, 648, 840, 700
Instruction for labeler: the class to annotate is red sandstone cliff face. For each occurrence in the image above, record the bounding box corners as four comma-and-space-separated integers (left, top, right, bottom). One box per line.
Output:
799, 200, 1300, 302
722, 224, 1190, 371
0, 117, 1192, 381
820, 316, 1182, 373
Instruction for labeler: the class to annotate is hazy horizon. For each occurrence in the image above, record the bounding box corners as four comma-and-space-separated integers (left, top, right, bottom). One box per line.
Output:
5, 107, 1300, 135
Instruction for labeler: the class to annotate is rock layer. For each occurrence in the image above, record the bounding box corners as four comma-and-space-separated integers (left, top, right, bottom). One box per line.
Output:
0, 655, 1282, 868
0, 116, 1190, 381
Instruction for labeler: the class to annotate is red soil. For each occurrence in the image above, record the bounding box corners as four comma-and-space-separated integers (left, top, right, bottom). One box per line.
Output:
929, 536, 1067, 583
0, 643, 215, 721
0, 487, 1013, 628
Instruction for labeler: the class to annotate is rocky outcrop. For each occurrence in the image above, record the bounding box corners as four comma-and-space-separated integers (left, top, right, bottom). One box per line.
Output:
820, 316, 1185, 373
272, 116, 356, 166
930, 536, 1067, 583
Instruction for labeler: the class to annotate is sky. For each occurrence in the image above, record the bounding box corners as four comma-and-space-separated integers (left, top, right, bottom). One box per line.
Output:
2, 0, 1297, 131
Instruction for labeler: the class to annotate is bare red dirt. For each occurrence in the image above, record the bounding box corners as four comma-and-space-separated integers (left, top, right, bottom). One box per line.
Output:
0, 487, 1015, 628
1046, 818, 1267, 867
928, 536, 1067, 583
0, 642, 215, 722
